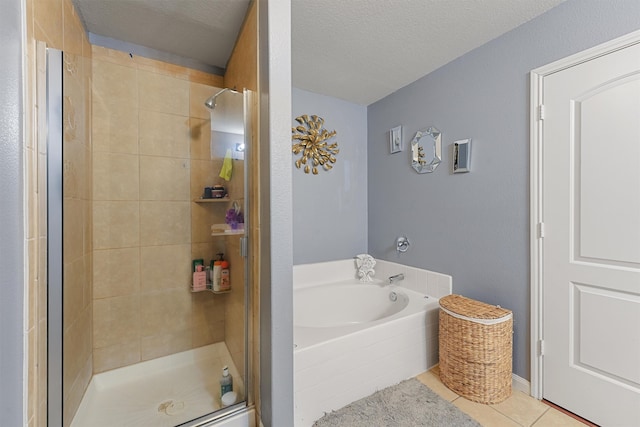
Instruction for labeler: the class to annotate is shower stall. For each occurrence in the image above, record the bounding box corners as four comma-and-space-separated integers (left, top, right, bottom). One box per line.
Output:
46, 44, 255, 427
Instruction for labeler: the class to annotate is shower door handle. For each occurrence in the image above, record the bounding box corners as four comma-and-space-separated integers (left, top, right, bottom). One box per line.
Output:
240, 236, 248, 258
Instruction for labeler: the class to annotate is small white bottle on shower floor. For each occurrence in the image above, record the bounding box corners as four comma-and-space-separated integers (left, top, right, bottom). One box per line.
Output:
220, 366, 233, 397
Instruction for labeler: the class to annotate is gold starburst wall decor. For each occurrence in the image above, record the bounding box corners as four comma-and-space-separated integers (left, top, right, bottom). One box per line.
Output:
292, 114, 339, 174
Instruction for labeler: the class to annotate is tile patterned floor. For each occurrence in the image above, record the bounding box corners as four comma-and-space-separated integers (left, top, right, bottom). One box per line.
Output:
417, 367, 589, 427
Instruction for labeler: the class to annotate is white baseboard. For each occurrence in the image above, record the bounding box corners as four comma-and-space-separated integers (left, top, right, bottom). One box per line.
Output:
512, 373, 531, 395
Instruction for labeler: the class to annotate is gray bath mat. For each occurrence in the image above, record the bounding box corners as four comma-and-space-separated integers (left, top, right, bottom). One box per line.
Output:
313, 378, 481, 427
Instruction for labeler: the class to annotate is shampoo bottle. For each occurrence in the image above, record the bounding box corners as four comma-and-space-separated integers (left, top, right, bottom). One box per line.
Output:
220, 366, 233, 396
213, 253, 223, 292
220, 260, 230, 291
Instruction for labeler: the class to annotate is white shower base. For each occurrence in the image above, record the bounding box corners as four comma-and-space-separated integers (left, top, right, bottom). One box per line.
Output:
71, 343, 245, 427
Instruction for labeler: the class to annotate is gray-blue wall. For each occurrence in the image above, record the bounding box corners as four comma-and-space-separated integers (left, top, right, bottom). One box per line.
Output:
367, 0, 640, 380
0, 0, 24, 424
292, 88, 368, 264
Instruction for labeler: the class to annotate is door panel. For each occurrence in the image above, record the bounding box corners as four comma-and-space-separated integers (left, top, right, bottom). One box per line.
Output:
577, 77, 640, 266
573, 283, 640, 386
542, 40, 640, 426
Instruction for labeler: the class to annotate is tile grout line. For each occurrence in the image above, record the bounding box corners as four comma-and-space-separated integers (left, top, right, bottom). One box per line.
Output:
489, 394, 552, 427
485, 401, 529, 427
529, 406, 550, 426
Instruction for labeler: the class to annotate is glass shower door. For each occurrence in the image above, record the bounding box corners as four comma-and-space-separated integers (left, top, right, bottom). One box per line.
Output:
46, 43, 253, 425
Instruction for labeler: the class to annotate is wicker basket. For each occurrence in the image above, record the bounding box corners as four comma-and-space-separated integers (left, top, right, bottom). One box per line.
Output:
439, 294, 513, 404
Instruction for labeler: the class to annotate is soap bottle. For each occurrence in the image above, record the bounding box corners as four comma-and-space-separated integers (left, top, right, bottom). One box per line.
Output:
220, 366, 233, 396
192, 265, 206, 291
213, 253, 224, 292
220, 260, 230, 291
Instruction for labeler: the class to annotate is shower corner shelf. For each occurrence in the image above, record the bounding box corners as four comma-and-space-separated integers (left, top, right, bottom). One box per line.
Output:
193, 197, 231, 204
191, 286, 231, 295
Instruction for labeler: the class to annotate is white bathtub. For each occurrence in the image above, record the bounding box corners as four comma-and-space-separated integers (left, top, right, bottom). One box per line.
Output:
296, 281, 409, 327
294, 280, 431, 348
293, 259, 452, 427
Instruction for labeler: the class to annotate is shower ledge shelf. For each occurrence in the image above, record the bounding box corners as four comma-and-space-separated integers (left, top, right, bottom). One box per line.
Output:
211, 224, 245, 236
211, 230, 245, 236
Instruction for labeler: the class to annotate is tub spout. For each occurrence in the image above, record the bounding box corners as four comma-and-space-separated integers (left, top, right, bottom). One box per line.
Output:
389, 273, 404, 284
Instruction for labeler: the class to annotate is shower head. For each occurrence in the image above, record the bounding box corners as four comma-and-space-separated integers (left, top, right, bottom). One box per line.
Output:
204, 87, 239, 110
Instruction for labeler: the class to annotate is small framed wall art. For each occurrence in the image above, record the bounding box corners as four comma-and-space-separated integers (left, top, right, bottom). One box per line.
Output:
389, 125, 403, 154
453, 138, 472, 173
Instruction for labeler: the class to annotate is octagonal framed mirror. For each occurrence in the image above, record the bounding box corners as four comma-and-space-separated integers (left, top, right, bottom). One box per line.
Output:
411, 126, 442, 173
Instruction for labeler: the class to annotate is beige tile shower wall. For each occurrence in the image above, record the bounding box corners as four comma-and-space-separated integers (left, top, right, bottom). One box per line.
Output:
26, 0, 93, 425
91, 46, 229, 374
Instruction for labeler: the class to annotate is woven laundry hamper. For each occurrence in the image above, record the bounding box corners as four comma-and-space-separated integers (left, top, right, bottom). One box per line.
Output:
439, 294, 513, 404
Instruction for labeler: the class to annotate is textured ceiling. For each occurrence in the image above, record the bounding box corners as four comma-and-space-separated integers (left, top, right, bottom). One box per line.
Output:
292, 0, 565, 105
73, 0, 566, 106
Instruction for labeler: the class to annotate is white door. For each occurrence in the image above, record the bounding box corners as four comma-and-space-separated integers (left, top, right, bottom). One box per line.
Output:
541, 39, 640, 426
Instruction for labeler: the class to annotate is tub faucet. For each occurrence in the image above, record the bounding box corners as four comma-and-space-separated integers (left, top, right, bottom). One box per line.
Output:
389, 273, 404, 284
